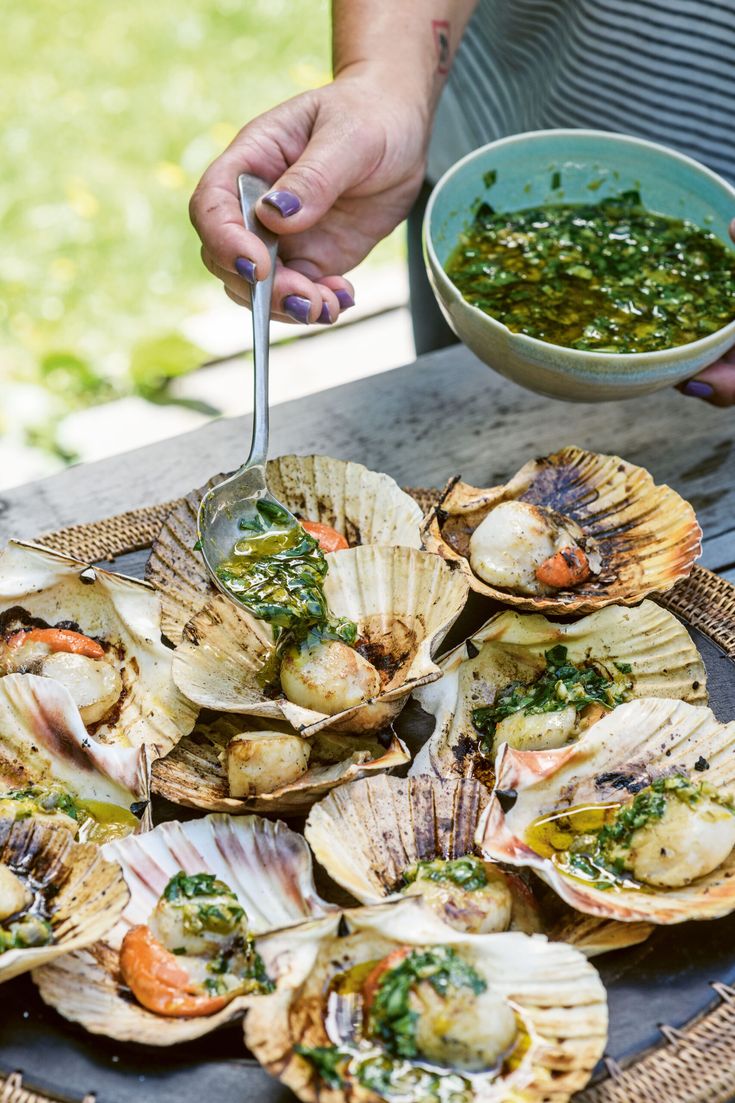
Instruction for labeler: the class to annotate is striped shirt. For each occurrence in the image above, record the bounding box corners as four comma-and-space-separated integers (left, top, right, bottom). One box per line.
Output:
428, 0, 735, 184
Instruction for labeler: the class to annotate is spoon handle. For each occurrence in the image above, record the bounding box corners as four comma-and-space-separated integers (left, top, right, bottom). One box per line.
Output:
238, 174, 279, 470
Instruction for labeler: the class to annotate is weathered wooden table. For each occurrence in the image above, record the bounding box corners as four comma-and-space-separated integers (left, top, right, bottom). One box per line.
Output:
2, 343, 735, 575
3, 343, 735, 1103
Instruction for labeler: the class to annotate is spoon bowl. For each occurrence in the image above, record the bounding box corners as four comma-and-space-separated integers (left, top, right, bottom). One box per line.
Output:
197, 174, 303, 602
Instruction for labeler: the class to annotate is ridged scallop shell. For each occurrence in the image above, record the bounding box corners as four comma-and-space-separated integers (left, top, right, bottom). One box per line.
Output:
0, 816, 128, 984
246, 897, 608, 1103
152, 715, 409, 815
171, 545, 469, 736
412, 601, 707, 782
146, 455, 423, 643
0, 541, 197, 757
421, 447, 701, 612
34, 812, 334, 1043
305, 775, 652, 956
477, 697, 735, 923
0, 673, 149, 831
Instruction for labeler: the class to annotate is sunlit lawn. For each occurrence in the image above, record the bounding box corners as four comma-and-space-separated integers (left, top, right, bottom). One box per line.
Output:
2, 0, 397, 463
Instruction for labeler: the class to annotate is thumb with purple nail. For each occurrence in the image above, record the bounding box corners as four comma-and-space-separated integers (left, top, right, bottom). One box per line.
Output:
679, 217, 735, 406
189, 2, 476, 327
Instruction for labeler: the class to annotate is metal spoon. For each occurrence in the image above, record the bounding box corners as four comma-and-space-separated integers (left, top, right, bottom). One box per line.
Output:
197, 173, 302, 603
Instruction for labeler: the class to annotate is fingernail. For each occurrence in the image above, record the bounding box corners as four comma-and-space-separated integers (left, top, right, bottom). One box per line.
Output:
335, 289, 355, 311
317, 301, 333, 325
235, 257, 257, 284
682, 380, 714, 398
263, 189, 302, 218
283, 295, 311, 324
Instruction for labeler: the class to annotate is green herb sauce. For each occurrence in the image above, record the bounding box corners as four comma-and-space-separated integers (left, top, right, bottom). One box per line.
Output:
402, 856, 488, 894
0, 784, 139, 843
446, 193, 735, 353
215, 498, 355, 645
471, 644, 630, 751
297, 947, 489, 1103
157, 870, 273, 996
367, 946, 487, 1060
527, 775, 735, 890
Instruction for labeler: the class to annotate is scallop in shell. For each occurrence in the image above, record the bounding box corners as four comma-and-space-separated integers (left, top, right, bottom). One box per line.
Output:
34, 812, 335, 1043
152, 715, 409, 816
146, 455, 423, 643
171, 545, 468, 737
246, 897, 608, 1103
305, 775, 652, 955
477, 697, 735, 923
412, 601, 706, 782
0, 816, 129, 984
0, 541, 197, 757
421, 447, 701, 612
0, 673, 149, 836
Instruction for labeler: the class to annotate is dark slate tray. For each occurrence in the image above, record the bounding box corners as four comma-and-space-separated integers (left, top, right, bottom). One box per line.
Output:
3, 563, 735, 1102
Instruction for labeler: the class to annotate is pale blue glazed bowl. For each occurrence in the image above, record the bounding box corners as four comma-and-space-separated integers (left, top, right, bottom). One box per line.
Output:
424, 129, 735, 401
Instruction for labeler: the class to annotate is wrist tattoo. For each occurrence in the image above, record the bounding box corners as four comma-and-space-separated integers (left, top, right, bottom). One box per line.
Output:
432, 19, 451, 74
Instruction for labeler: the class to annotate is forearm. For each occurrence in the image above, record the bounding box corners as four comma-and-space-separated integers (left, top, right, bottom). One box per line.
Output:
332, 0, 478, 118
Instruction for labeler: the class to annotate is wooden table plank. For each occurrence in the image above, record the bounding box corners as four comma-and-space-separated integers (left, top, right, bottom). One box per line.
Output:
2, 344, 735, 563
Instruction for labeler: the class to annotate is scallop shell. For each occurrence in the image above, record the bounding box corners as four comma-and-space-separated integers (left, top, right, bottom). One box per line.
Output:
305, 775, 652, 956
412, 601, 707, 782
476, 697, 735, 923
421, 447, 701, 612
146, 455, 423, 643
0, 816, 129, 984
152, 715, 410, 815
34, 812, 335, 1043
0, 541, 198, 757
0, 673, 149, 830
171, 545, 469, 736
246, 897, 608, 1103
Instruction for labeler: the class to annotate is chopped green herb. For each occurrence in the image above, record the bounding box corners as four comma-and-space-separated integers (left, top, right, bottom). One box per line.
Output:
483, 169, 497, 189
296, 1045, 347, 1088
550, 171, 561, 190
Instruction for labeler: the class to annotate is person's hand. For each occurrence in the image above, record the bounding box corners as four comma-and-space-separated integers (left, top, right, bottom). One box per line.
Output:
679, 217, 735, 406
190, 67, 431, 325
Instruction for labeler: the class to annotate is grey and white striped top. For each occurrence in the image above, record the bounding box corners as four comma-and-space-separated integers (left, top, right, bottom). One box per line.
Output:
428, 0, 735, 184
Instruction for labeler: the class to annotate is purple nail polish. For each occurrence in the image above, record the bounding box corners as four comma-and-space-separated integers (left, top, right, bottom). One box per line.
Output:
335, 289, 355, 311
682, 380, 714, 398
283, 295, 311, 324
317, 301, 332, 325
263, 189, 302, 218
235, 257, 257, 284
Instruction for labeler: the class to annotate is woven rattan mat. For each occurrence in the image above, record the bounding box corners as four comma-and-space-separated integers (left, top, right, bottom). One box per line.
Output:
9, 489, 735, 1103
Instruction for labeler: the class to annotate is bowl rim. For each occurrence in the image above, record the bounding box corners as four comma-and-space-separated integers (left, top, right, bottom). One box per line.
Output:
424, 127, 735, 364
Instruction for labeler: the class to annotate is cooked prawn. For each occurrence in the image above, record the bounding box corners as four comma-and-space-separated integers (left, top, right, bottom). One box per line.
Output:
300, 520, 349, 553
535, 546, 590, 589
6, 627, 105, 660
119, 925, 230, 1018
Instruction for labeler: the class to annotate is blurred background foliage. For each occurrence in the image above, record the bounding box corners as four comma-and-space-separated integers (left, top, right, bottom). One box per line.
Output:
0, 0, 340, 466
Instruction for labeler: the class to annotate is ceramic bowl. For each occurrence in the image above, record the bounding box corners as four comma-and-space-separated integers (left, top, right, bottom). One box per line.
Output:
424, 129, 735, 401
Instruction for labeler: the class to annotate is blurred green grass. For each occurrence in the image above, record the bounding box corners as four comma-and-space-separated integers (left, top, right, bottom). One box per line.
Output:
2, 0, 399, 460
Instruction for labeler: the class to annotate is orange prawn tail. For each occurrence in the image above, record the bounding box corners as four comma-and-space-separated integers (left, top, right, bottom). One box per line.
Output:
6, 627, 105, 660
119, 925, 230, 1018
535, 546, 591, 590
301, 520, 349, 553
